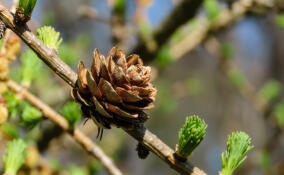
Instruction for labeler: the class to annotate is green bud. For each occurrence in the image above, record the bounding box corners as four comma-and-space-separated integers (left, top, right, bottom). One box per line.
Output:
18, 0, 37, 16
20, 102, 42, 129
3, 139, 27, 175
0, 123, 19, 139
60, 102, 82, 128
260, 80, 281, 102
37, 26, 63, 51
177, 115, 207, 158
228, 69, 245, 89
220, 132, 254, 175
275, 14, 284, 29
203, 0, 220, 21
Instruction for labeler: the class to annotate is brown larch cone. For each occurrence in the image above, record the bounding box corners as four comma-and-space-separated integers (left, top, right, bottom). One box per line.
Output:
72, 47, 157, 131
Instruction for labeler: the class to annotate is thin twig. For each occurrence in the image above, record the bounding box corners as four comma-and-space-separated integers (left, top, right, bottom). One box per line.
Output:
0, 4, 207, 175
170, 0, 275, 60
131, 0, 204, 62
7, 80, 124, 175
0, 5, 77, 87
204, 37, 283, 174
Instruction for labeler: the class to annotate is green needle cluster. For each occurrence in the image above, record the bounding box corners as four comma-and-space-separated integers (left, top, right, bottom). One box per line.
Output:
18, 0, 37, 16
61, 102, 82, 128
20, 102, 42, 129
220, 132, 254, 175
37, 26, 63, 51
177, 115, 207, 158
3, 139, 27, 175
114, 0, 126, 17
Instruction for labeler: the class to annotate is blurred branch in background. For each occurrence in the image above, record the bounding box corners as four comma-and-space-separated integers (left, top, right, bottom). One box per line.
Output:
7, 80, 124, 175
131, 0, 204, 62
170, 0, 275, 60
204, 37, 283, 175
0, 4, 207, 175
77, 5, 111, 24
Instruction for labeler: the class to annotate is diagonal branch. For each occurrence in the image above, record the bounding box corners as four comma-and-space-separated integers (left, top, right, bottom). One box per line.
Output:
0, 4, 207, 175
170, 0, 274, 60
7, 80, 123, 175
131, 0, 204, 62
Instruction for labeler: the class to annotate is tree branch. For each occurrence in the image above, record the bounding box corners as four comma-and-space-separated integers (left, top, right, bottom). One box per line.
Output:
131, 0, 203, 62
170, 0, 274, 60
7, 80, 124, 175
0, 4, 207, 175
0, 5, 77, 87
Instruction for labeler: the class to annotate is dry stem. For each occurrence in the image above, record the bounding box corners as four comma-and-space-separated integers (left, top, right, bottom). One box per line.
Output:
0, 4, 207, 175
7, 80, 123, 175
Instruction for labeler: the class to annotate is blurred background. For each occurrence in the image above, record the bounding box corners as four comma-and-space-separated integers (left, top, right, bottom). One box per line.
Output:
0, 0, 284, 174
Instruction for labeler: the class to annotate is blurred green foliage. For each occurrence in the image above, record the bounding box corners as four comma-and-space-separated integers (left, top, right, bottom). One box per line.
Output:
60, 101, 82, 128
203, 0, 220, 21
59, 34, 91, 66
41, 12, 56, 26
68, 165, 89, 175
221, 132, 253, 175
3, 139, 27, 175
3, 90, 20, 118
48, 158, 61, 171
260, 80, 281, 102
114, 0, 126, 17
20, 49, 42, 87
185, 77, 203, 96
154, 80, 177, 114
59, 44, 81, 66
273, 100, 284, 128
177, 115, 207, 158
228, 69, 245, 89
138, 21, 152, 40
20, 102, 42, 129
170, 29, 185, 44
155, 46, 173, 67
0, 123, 19, 139
221, 43, 235, 60
259, 151, 272, 173
89, 160, 103, 174
0, 38, 3, 48
275, 14, 284, 29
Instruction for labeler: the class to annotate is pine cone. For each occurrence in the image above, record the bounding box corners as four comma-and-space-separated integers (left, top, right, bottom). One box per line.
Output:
72, 47, 157, 129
